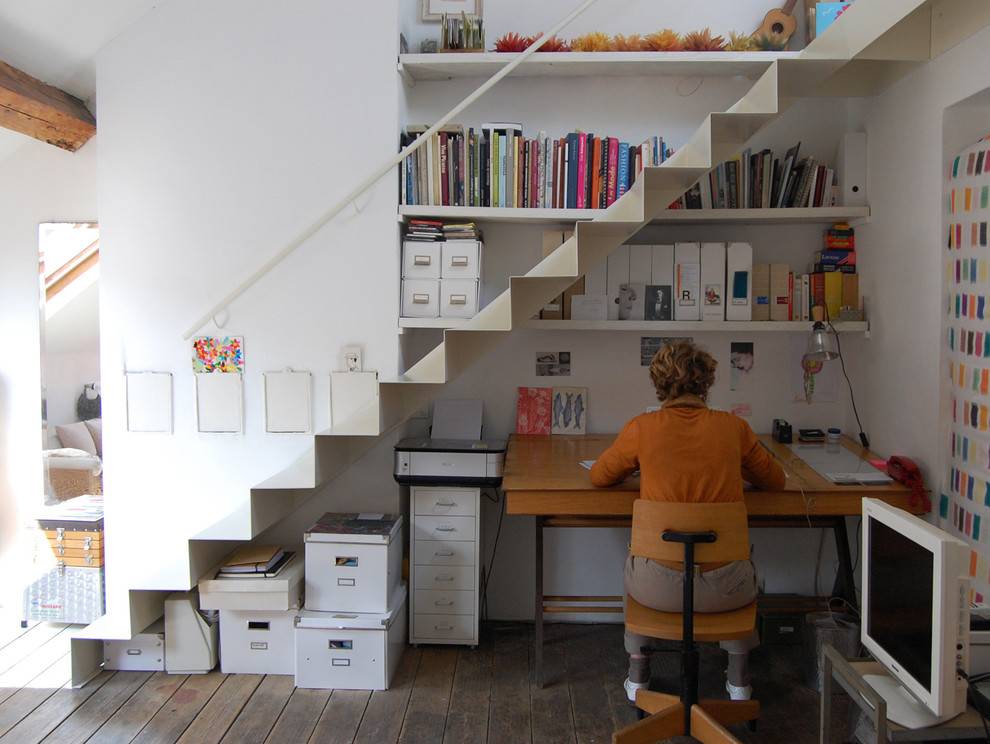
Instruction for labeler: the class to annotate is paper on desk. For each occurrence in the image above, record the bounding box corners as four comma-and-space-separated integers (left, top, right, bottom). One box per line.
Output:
356, 513, 384, 520
579, 460, 596, 470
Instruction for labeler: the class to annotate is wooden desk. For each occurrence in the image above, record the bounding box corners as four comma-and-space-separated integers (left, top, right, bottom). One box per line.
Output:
502, 433, 922, 688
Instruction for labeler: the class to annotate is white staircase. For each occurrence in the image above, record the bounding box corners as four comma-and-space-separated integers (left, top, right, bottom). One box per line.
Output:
70, 0, 985, 681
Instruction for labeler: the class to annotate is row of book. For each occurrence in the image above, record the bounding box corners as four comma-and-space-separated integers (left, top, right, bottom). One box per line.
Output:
674, 141, 837, 210
404, 219, 481, 243
217, 545, 292, 579
398, 123, 673, 210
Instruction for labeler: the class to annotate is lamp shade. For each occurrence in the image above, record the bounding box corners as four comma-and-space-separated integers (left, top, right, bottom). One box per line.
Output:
805, 321, 839, 362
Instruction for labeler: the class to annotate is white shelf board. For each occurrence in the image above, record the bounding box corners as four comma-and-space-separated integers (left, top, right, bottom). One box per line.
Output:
399, 317, 470, 329
399, 51, 802, 82
521, 320, 869, 332
399, 205, 870, 226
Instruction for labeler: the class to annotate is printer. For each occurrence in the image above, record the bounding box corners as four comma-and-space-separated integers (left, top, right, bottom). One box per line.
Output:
392, 399, 505, 487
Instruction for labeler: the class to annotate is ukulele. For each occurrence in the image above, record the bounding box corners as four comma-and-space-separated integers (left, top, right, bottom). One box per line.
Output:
754, 0, 799, 47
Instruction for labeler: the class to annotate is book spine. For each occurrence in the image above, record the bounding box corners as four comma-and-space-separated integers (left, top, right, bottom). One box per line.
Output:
551, 140, 559, 209
545, 137, 553, 209
606, 138, 618, 206
566, 133, 579, 209
576, 134, 587, 209
497, 133, 505, 208
788, 272, 794, 320
439, 132, 448, 206
617, 142, 630, 199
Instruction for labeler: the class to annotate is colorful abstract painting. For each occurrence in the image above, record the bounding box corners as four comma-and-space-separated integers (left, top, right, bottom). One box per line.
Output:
944, 134, 990, 603
516, 387, 551, 435
192, 336, 244, 373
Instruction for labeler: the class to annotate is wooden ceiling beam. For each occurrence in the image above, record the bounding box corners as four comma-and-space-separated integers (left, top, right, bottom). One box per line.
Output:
0, 60, 95, 152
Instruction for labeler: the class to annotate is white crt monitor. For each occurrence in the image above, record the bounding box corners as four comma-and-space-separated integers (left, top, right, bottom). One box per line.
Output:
861, 498, 970, 728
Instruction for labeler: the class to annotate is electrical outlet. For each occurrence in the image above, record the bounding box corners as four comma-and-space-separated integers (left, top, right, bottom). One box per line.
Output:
343, 345, 363, 372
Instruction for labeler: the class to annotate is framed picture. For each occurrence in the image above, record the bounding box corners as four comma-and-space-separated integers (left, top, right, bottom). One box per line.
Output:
421, 0, 482, 22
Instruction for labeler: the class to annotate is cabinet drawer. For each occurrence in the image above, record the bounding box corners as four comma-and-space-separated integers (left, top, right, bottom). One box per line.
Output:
413, 489, 477, 517
414, 565, 476, 591
414, 540, 475, 567
413, 613, 475, 641
413, 516, 475, 542
414, 589, 475, 616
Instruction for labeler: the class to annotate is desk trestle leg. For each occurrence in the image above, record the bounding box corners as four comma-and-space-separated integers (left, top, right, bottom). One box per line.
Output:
535, 516, 544, 688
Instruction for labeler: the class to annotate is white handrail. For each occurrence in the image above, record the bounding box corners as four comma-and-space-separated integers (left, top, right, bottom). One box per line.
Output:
181, 0, 603, 340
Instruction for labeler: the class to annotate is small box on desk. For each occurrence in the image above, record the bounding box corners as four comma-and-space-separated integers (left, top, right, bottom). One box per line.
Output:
295, 584, 408, 690
304, 513, 403, 614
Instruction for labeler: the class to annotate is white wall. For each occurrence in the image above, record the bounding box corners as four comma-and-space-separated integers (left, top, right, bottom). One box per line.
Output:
0, 139, 98, 607
95, 0, 402, 624
45, 279, 101, 429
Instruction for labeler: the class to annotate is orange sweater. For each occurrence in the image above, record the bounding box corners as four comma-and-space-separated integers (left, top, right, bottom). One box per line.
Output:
590, 396, 786, 501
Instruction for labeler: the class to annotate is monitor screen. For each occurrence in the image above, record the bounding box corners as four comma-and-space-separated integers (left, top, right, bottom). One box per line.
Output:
867, 516, 935, 692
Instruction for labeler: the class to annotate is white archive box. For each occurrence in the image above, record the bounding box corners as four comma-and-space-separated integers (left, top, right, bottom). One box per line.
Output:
700, 242, 726, 322
440, 279, 479, 319
295, 583, 408, 690
674, 242, 701, 321
198, 551, 304, 611
165, 590, 218, 674
725, 242, 753, 321
103, 618, 165, 671
402, 241, 440, 279
219, 608, 295, 675
441, 240, 482, 279
401, 279, 440, 318
606, 245, 630, 321
305, 513, 403, 613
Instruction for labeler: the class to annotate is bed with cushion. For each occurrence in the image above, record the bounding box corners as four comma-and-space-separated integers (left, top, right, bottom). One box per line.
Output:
44, 419, 102, 502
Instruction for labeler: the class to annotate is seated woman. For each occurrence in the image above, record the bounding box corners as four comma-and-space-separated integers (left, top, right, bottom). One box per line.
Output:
590, 340, 785, 703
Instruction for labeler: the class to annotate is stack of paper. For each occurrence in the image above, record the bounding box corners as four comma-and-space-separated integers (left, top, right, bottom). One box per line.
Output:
218, 545, 289, 578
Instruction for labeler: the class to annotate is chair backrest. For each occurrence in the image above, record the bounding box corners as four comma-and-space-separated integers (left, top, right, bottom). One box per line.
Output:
630, 500, 750, 564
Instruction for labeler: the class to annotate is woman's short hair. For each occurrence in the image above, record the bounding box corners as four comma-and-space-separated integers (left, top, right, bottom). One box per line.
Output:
648, 341, 717, 401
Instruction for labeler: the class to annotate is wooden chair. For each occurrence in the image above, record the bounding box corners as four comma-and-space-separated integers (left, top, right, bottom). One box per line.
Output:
612, 500, 760, 744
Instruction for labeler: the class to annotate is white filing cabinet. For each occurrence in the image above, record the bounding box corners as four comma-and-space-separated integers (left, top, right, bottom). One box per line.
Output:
409, 486, 480, 646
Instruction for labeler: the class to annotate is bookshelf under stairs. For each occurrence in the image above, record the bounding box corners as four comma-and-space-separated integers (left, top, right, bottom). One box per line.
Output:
401, 318, 871, 332
70, 0, 986, 679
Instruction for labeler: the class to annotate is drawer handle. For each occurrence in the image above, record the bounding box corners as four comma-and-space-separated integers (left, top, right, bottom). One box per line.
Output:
449, 294, 468, 305
450, 256, 469, 267
435, 600, 454, 607
412, 293, 431, 304
436, 575, 455, 582
434, 550, 455, 557
435, 624, 454, 631
414, 255, 432, 266
435, 500, 457, 507
126, 649, 143, 656
435, 526, 456, 532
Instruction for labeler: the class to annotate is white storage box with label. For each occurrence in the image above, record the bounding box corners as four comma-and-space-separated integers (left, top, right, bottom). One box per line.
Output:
401, 279, 439, 318
198, 551, 304, 611
439, 278, 479, 319
305, 513, 403, 613
219, 608, 295, 675
441, 240, 482, 279
402, 241, 441, 279
295, 583, 407, 690
104, 618, 165, 671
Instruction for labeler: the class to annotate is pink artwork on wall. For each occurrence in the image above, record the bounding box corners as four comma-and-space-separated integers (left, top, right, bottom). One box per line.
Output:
515, 387, 552, 435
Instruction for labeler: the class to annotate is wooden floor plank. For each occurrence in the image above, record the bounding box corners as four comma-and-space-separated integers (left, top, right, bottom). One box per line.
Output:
487, 624, 532, 744
174, 673, 262, 744
442, 637, 493, 744
0, 623, 66, 677
87, 672, 187, 744
596, 625, 638, 734
307, 690, 371, 744
398, 647, 457, 744
0, 616, 37, 652
564, 625, 614, 744
0, 652, 73, 738
530, 624, 577, 744
0, 670, 115, 744
0, 627, 73, 706
40, 670, 152, 744
130, 672, 226, 744
218, 675, 295, 743
352, 647, 422, 744
264, 687, 330, 744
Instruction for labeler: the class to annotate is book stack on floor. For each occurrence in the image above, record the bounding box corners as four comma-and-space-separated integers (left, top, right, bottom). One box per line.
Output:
674, 141, 838, 210
198, 545, 303, 675
399, 123, 672, 209
23, 494, 105, 624
402, 221, 483, 321
296, 513, 406, 690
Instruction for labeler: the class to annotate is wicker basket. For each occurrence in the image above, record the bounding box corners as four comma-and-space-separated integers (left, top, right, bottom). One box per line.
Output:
47, 468, 102, 502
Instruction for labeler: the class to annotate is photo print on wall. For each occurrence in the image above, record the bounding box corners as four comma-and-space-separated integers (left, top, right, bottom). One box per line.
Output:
516, 387, 552, 435
641, 337, 693, 366
536, 351, 571, 377
551, 387, 587, 435
729, 341, 754, 392
192, 336, 244, 373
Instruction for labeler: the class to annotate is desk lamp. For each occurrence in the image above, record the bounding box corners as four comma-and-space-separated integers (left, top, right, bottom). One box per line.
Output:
803, 316, 870, 449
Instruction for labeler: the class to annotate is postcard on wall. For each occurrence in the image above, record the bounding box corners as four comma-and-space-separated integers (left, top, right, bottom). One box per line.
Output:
196, 372, 243, 433
516, 387, 552, 435
729, 342, 754, 392
641, 336, 692, 366
264, 370, 312, 433
192, 336, 244, 373
551, 387, 587, 435
536, 351, 571, 377
125, 372, 173, 433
